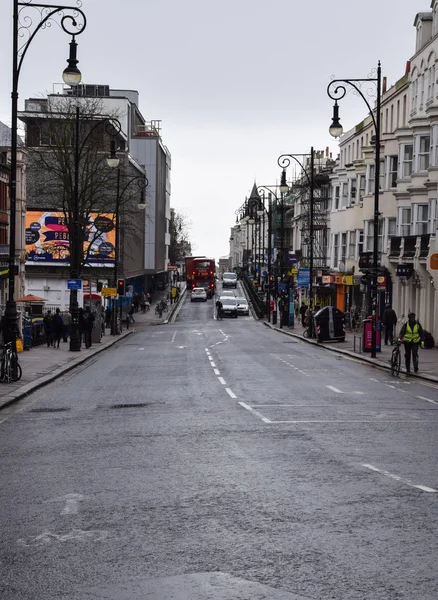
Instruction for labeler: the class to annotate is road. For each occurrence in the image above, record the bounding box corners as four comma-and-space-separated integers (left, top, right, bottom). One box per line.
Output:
1, 282, 437, 599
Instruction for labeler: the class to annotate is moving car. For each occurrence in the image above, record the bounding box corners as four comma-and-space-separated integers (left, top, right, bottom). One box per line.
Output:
220, 290, 236, 298
222, 272, 238, 288
235, 297, 249, 315
220, 297, 238, 318
195, 281, 213, 298
191, 287, 207, 302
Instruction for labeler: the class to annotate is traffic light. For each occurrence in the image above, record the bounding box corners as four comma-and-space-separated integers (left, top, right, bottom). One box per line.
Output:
117, 279, 125, 295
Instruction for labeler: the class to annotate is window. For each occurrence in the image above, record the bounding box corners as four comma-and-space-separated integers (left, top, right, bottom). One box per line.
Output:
416, 135, 431, 171
334, 186, 340, 210
430, 199, 437, 232
387, 156, 398, 188
341, 183, 348, 208
388, 218, 396, 237
415, 204, 429, 234
367, 220, 384, 252
428, 64, 436, 101
402, 94, 407, 126
348, 232, 356, 259
358, 230, 364, 255
420, 73, 425, 107
412, 77, 418, 112
396, 100, 400, 129
350, 178, 357, 204
341, 233, 347, 261
358, 175, 365, 202
401, 144, 413, 177
390, 105, 394, 132
333, 234, 339, 267
399, 208, 411, 236
366, 164, 375, 194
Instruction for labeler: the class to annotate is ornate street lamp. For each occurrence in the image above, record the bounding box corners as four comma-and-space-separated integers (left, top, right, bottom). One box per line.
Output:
327, 62, 382, 358
8, 1, 86, 370
277, 150, 315, 333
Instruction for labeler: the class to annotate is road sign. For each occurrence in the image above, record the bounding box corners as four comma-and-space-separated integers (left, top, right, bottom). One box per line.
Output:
297, 268, 310, 286
67, 279, 82, 290
102, 287, 117, 297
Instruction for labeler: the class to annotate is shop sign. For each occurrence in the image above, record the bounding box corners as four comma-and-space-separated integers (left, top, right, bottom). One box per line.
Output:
333, 274, 342, 284
322, 275, 331, 284
342, 275, 353, 285
396, 264, 413, 277
429, 253, 438, 270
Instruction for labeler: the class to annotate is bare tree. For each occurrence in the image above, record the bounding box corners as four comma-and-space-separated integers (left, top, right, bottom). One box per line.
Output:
24, 95, 144, 275
169, 209, 192, 264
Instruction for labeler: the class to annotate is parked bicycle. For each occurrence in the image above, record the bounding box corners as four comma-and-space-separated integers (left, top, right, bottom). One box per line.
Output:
0, 341, 22, 383
389, 339, 401, 377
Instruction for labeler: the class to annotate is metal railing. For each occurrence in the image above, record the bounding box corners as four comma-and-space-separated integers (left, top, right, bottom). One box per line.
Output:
241, 275, 265, 319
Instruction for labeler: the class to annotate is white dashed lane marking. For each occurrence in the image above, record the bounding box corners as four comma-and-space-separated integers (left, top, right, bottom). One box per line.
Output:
326, 386, 343, 393
226, 388, 237, 399
218, 377, 226, 385
362, 463, 437, 493
417, 395, 438, 405
238, 402, 271, 423
214, 369, 220, 375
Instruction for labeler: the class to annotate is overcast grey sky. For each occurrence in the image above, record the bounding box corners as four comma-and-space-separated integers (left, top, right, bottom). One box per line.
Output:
0, 0, 424, 261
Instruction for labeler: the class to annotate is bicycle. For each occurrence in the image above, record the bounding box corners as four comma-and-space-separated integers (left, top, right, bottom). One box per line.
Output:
389, 339, 401, 377
0, 342, 22, 383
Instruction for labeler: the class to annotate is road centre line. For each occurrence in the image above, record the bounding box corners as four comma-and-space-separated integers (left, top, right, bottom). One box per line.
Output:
171, 332, 176, 343
210, 362, 216, 367
214, 368, 220, 375
417, 395, 438, 405
326, 386, 343, 393
238, 402, 271, 423
362, 463, 437, 493
226, 388, 237, 399
218, 377, 226, 385
266, 419, 429, 423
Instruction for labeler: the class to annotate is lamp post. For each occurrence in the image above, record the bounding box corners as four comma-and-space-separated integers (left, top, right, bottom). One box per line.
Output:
327, 62, 382, 358
278, 149, 315, 334
8, 1, 86, 361
256, 187, 274, 322
108, 163, 149, 336
69, 111, 122, 352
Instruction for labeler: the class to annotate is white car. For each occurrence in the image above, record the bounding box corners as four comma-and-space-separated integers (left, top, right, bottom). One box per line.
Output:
220, 290, 236, 298
235, 297, 249, 315
191, 287, 207, 302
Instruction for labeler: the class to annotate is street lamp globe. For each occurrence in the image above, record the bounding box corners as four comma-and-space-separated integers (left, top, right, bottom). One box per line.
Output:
62, 38, 82, 86
329, 101, 343, 138
279, 169, 289, 194
106, 139, 120, 168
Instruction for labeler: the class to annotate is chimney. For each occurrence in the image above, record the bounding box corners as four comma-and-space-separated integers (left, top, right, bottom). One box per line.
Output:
405, 60, 411, 75
382, 77, 387, 94
326, 146, 329, 157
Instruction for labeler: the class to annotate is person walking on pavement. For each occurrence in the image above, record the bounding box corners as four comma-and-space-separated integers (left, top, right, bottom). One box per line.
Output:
105, 306, 112, 329
383, 303, 397, 345
128, 304, 135, 324
83, 306, 94, 348
62, 309, 71, 342
399, 312, 424, 373
299, 302, 307, 326
43, 310, 54, 347
170, 286, 177, 304
52, 308, 64, 349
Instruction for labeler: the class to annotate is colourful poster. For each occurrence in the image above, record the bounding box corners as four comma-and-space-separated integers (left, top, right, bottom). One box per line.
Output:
25, 211, 115, 265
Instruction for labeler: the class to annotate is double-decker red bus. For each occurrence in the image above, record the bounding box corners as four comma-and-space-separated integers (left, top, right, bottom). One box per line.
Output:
192, 257, 215, 298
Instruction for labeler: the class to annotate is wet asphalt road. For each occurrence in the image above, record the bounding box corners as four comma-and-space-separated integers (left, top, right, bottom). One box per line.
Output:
1, 283, 437, 599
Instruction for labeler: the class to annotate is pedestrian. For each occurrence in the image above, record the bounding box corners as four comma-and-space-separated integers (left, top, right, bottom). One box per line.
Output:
133, 292, 140, 313
43, 310, 54, 347
146, 292, 151, 305
382, 303, 397, 345
62, 309, 71, 342
105, 305, 112, 329
52, 308, 64, 349
399, 312, 424, 373
83, 306, 94, 348
170, 286, 177, 304
78, 307, 85, 346
299, 302, 307, 326
128, 304, 135, 324
140, 293, 146, 313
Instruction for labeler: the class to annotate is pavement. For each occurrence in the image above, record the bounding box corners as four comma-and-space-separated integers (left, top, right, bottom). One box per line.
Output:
0, 289, 183, 410
264, 317, 438, 383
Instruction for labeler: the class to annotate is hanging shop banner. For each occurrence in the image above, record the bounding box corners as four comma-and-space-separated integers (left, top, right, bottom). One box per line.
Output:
25, 211, 115, 266
297, 268, 310, 286
322, 275, 332, 284
342, 275, 354, 285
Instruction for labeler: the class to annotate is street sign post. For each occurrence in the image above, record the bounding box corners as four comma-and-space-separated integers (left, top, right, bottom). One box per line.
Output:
102, 287, 117, 297
67, 279, 82, 290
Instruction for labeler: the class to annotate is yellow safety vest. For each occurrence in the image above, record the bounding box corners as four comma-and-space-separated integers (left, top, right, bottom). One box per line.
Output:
404, 323, 421, 343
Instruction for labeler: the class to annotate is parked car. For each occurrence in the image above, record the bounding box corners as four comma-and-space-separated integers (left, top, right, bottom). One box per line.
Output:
220, 290, 236, 298
235, 297, 249, 315
191, 287, 207, 302
220, 297, 238, 318
222, 272, 238, 288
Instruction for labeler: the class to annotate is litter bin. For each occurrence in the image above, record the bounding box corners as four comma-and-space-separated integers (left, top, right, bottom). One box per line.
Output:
272, 310, 277, 325
362, 318, 381, 352
23, 323, 32, 350
314, 306, 345, 342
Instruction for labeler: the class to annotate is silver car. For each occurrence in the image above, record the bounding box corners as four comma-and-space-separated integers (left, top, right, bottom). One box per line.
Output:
235, 296, 249, 315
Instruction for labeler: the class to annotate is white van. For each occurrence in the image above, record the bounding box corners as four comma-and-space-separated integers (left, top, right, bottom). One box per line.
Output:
222, 272, 237, 289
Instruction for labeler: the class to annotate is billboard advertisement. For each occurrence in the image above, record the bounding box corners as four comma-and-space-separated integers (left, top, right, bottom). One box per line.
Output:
25, 211, 115, 266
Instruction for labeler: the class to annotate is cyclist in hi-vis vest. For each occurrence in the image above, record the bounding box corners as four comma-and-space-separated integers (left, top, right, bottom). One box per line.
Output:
399, 312, 424, 373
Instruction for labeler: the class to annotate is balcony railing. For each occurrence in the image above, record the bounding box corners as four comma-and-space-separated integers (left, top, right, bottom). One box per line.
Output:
403, 235, 417, 258
389, 236, 402, 257
419, 234, 430, 257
